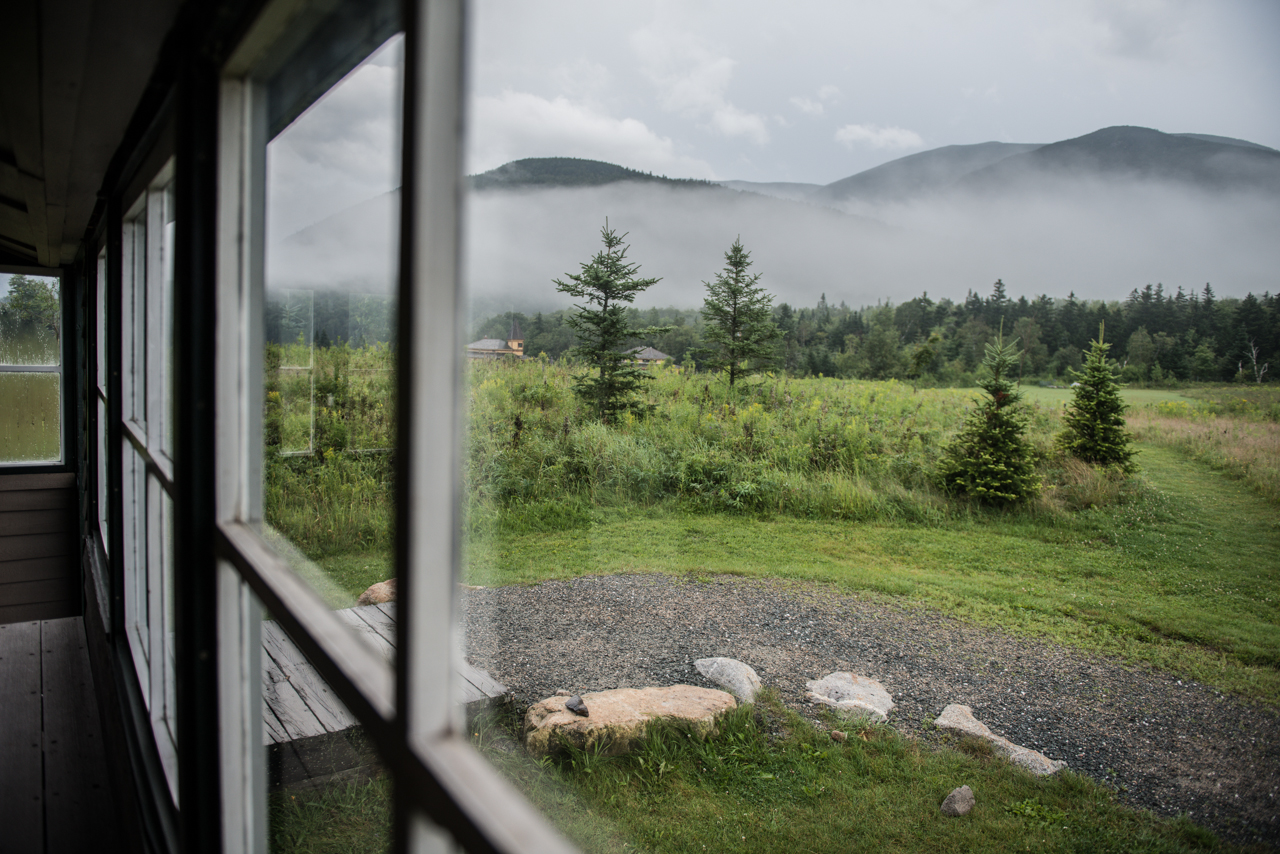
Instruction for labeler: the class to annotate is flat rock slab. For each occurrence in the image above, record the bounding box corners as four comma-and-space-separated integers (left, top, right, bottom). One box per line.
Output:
525, 685, 736, 756
934, 704, 1067, 776
695, 657, 762, 703
806, 672, 895, 722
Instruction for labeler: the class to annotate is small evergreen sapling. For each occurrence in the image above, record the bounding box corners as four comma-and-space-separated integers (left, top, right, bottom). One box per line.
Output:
696, 238, 781, 386
554, 223, 665, 421
1058, 323, 1138, 471
937, 327, 1041, 504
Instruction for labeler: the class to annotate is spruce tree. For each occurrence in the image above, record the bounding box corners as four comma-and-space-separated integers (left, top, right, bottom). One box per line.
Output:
696, 238, 781, 386
1058, 323, 1138, 471
554, 222, 663, 421
937, 325, 1040, 504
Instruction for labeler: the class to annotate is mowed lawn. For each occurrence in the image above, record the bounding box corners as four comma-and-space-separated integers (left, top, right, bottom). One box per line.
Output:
460, 442, 1280, 704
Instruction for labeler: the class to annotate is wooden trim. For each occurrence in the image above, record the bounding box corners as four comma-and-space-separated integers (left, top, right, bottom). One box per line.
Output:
0, 576, 79, 608
0, 508, 72, 536
0, 488, 74, 511
0, 472, 76, 490
0, 555, 73, 583
0, 599, 78, 623
0, 532, 76, 561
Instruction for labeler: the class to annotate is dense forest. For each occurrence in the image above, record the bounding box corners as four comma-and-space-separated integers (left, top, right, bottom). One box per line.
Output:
472, 281, 1278, 386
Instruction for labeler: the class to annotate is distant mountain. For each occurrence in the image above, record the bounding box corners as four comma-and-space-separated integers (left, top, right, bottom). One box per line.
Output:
470, 157, 715, 190
815, 142, 1044, 206
1173, 133, 1279, 154
955, 126, 1280, 195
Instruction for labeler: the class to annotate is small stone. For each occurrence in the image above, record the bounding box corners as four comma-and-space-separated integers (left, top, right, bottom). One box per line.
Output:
357, 578, 396, 606
565, 695, 589, 717
941, 785, 975, 816
805, 673, 895, 722
830, 730, 848, 743
695, 657, 763, 703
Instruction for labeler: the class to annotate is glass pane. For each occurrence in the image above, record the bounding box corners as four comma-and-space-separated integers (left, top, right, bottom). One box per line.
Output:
260, 36, 403, 623
97, 248, 108, 391
264, 611, 392, 853
123, 442, 150, 694
0, 372, 61, 463
0, 273, 60, 366
162, 183, 177, 456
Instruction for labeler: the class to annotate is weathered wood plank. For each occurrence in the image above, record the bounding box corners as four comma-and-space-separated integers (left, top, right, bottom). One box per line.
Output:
0, 488, 74, 512
0, 575, 79, 609
261, 654, 327, 742
263, 697, 288, 745
0, 598, 79, 625
353, 603, 396, 648
261, 621, 356, 734
0, 473, 76, 492
40, 618, 119, 854
0, 555, 73, 584
0, 621, 43, 854
0, 531, 76, 561
459, 661, 509, 703
332, 607, 394, 665
0, 508, 70, 536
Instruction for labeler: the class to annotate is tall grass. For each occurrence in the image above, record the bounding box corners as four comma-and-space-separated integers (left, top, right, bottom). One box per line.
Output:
1128, 396, 1280, 505
467, 359, 1073, 527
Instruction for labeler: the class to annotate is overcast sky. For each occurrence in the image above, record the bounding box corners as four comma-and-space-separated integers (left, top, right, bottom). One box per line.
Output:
263, 0, 1280, 306
468, 0, 1280, 184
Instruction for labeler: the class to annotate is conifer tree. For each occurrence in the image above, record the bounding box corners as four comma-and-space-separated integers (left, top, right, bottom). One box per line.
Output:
696, 238, 781, 386
1058, 322, 1138, 471
937, 325, 1040, 504
554, 222, 664, 421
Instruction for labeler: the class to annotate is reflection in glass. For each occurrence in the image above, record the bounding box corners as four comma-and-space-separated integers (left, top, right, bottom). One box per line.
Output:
0, 373, 61, 463
260, 35, 402, 613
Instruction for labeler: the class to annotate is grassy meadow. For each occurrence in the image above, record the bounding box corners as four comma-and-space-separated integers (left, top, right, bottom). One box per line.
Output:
264, 353, 1278, 853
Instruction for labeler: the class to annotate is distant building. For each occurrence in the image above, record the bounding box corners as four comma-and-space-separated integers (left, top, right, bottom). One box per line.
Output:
632, 346, 670, 367
467, 319, 525, 359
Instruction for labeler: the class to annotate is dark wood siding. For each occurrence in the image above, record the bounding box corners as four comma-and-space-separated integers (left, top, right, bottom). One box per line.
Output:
0, 473, 79, 623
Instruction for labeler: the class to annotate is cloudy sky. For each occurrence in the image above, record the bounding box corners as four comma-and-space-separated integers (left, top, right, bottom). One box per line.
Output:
468, 0, 1280, 184
263, 0, 1280, 307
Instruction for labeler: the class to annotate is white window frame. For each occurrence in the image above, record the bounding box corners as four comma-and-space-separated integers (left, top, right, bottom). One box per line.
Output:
121, 160, 181, 802
212, 1, 577, 851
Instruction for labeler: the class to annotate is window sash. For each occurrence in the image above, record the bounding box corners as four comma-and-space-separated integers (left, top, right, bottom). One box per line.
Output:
213, 1, 577, 851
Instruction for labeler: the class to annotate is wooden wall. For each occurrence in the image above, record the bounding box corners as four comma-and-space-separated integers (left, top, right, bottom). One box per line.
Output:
0, 473, 80, 623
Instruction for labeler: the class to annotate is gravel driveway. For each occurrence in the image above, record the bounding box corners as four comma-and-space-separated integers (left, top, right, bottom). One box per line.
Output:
461, 573, 1279, 848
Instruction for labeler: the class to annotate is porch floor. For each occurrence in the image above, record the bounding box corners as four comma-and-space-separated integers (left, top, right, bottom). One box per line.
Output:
0, 618, 120, 854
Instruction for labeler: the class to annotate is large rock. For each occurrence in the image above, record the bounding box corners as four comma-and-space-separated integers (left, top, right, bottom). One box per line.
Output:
805, 672, 895, 722
934, 704, 1067, 776
940, 785, 976, 816
357, 578, 396, 606
524, 686, 736, 756
695, 657, 762, 704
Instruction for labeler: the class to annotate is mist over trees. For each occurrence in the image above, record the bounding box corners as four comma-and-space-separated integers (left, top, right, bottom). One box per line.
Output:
471, 280, 1278, 386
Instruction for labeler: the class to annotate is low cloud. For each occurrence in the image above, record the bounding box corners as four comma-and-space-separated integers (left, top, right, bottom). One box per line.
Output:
835, 124, 925, 151
468, 90, 715, 178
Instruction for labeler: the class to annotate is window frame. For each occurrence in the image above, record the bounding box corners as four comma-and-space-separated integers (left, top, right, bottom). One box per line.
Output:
0, 263, 71, 470
211, 1, 578, 851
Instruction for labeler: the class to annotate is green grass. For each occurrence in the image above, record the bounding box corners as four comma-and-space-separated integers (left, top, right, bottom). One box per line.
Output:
1018, 386, 1196, 407
269, 776, 391, 853
269, 695, 1244, 854
465, 442, 1280, 704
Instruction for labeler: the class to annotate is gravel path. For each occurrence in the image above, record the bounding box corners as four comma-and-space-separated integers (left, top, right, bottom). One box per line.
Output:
461, 573, 1280, 848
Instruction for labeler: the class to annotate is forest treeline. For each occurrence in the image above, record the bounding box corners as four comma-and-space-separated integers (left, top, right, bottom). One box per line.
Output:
473, 281, 1277, 385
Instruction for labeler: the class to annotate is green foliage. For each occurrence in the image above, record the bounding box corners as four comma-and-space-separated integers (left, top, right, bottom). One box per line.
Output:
0, 274, 61, 364
695, 238, 781, 386
555, 223, 666, 421
1059, 323, 1139, 471
937, 327, 1042, 504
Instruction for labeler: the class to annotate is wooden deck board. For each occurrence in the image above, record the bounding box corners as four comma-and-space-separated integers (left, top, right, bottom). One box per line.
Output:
40, 618, 119, 854
0, 621, 43, 854
261, 604, 510, 767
